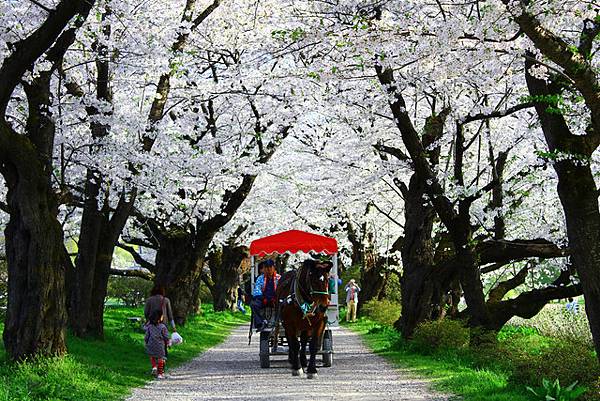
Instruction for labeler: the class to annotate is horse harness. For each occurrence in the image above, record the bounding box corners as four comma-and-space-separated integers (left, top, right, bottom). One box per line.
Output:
285, 264, 329, 324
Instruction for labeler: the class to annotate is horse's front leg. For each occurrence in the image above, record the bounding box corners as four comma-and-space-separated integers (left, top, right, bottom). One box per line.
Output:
286, 328, 302, 377
299, 331, 308, 370
306, 328, 319, 379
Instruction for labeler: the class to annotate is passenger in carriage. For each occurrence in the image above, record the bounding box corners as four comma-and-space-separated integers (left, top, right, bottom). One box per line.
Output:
251, 259, 280, 330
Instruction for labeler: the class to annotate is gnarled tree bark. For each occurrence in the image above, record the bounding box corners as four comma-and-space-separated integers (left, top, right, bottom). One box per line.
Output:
0, 0, 94, 360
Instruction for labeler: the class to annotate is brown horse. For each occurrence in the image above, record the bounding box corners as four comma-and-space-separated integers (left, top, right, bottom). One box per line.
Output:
276, 259, 332, 379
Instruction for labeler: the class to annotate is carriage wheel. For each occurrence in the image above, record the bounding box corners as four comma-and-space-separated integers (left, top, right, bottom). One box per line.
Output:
260, 331, 271, 368
322, 329, 333, 367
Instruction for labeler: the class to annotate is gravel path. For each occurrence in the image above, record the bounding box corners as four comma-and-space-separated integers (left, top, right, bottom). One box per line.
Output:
127, 325, 449, 401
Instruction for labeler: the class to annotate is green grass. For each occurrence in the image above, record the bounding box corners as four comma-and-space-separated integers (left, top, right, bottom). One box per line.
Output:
345, 319, 538, 401
0, 305, 249, 401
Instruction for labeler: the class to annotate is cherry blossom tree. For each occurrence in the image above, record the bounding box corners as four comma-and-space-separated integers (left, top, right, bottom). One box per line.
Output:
278, 0, 582, 337
498, 0, 600, 361
0, 0, 96, 360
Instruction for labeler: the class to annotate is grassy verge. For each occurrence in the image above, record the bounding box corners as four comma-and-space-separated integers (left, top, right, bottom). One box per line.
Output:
0, 305, 249, 401
345, 318, 585, 401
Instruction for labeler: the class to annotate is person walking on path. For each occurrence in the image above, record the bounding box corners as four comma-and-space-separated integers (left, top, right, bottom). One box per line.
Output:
237, 285, 246, 314
145, 285, 177, 364
144, 285, 177, 332
144, 309, 170, 379
345, 279, 361, 322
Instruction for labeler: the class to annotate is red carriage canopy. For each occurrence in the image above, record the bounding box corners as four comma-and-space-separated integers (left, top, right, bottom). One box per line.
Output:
249, 230, 338, 257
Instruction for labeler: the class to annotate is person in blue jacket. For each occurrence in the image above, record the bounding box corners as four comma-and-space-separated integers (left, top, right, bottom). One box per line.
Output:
251, 259, 280, 330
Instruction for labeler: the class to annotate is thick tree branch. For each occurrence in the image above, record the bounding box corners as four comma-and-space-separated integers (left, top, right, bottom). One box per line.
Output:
191, 0, 221, 31
524, 55, 599, 155
504, 1, 600, 134
487, 264, 530, 303
107, 191, 137, 242
463, 178, 500, 205
0, 0, 92, 116
199, 174, 257, 237
110, 268, 154, 281
27, 0, 52, 12
116, 243, 156, 272
489, 147, 508, 240
143, 0, 221, 151
373, 143, 412, 163
488, 265, 581, 326
579, 18, 600, 61
200, 269, 215, 292
477, 238, 568, 265
121, 237, 156, 250
375, 64, 459, 234
461, 102, 536, 125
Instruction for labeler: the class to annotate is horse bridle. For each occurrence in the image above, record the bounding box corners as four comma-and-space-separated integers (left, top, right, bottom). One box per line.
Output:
293, 264, 329, 318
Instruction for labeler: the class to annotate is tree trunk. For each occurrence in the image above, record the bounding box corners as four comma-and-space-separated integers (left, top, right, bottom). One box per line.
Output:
153, 231, 201, 324
1, 71, 70, 360
2, 167, 67, 360
555, 162, 600, 359
88, 251, 110, 337
358, 253, 387, 312
0, 0, 95, 360
68, 7, 117, 338
208, 244, 247, 312
525, 60, 600, 362
397, 173, 440, 337
377, 270, 392, 301
69, 191, 134, 338
212, 282, 236, 312
457, 248, 491, 328
69, 173, 103, 337
87, 222, 121, 338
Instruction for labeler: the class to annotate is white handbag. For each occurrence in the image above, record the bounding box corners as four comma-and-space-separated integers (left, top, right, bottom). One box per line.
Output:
171, 332, 184, 345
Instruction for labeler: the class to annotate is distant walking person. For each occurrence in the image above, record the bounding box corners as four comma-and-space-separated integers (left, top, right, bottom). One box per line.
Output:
145, 285, 177, 362
345, 279, 361, 322
144, 285, 177, 332
566, 297, 580, 314
144, 309, 170, 379
237, 285, 246, 314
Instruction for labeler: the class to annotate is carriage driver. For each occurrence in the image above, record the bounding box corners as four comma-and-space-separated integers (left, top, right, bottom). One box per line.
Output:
251, 259, 280, 330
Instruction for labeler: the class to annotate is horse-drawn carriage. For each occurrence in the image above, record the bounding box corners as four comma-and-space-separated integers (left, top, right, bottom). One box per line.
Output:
248, 230, 339, 375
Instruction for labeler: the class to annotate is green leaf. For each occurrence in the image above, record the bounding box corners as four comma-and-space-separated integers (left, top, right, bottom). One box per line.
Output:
565, 381, 578, 392
543, 378, 551, 389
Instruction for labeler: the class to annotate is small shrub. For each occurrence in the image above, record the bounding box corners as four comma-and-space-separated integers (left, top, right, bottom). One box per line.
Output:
107, 276, 153, 307
367, 324, 397, 336
510, 304, 592, 347
470, 327, 499, 347
497, 324, 540, 341
588, 377, 600, 401
361, 299, 401, 326
413, 319, 470, 351
382, 272, 402, 304
512, 340, 599, 391
527, 378, 586, 401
